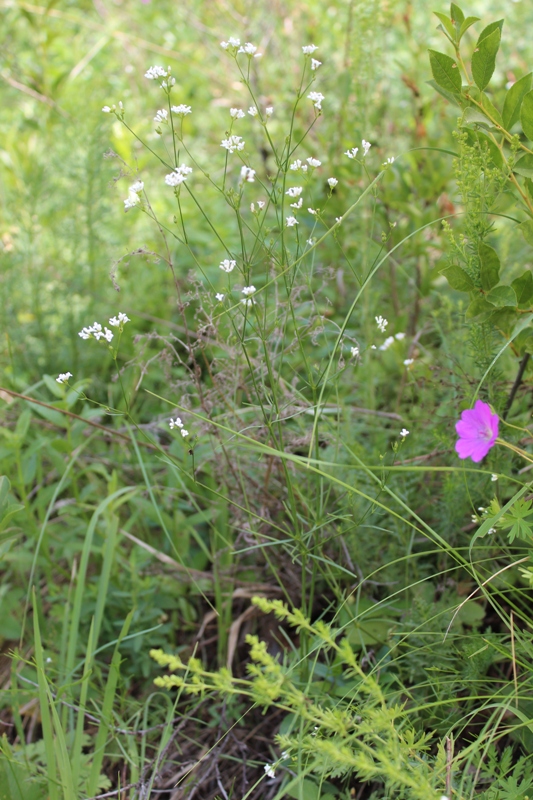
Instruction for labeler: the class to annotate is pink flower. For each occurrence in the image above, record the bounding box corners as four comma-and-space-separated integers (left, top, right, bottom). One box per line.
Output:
455, 400, 499, 463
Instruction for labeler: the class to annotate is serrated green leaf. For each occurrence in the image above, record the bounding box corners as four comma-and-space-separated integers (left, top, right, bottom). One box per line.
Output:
471, 28, 500, 91
485, 285, 517, 307
428, 49, 462, 94
512, 271, 533, 306
479, 242, 500, 290
458, 16, 480, 41
477, 19, 504, 44
440, 264, 475, 291
434, 12, 456, 40
466, 295, 494, 319
520, 90, 533, 141
502, 73, 532, 130
519, 219, 533, 247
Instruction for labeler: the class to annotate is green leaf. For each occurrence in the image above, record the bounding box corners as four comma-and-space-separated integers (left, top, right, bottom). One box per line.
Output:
427, 79, 464, 107
485, 285, 517, 307
496, 497, 533, 543
512, 271, 533, 306
440, 264, 475, 291
479, 242, 501, 290
480, 92, 502, 126
462, 106, 496, 129
519, 219, 533, 247
458, 16, 480, 41
434, 12, 456, 40
450, 3, 464, 27
520, 90, 533, 141
502, 73, 532, 130
466, 295, 494, 319
477, 19, 504, 44
513, 153, 533, 178
471, 28, 500, 91
428, 49, 462, 94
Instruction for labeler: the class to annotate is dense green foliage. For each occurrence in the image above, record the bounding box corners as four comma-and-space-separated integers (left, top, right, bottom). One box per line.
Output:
3, 1, 533, 798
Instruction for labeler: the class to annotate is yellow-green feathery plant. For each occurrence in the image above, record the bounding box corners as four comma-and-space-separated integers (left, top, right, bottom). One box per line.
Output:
151, 597, 448, 797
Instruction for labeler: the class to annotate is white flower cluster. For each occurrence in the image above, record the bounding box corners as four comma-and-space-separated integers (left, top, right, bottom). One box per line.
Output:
56, 372, 73, 384
215, 292, 225, 301
145, 65, 168, 80
240, 166, 255, 183
375, 315, 388, 333
221, 135, 245, 153
250, 200, 265, 213
311, 58, 322, 70
379, 332, 405, 351
383, 156, 395, 166
302, 44, 318, 54
169, 417, 189, 437
78, 313, 129, 342
230, 108, 245, 119
102, 101, 124, 114
241, 286, 257, 307
289, 157, 320, 172
327, 177, 338, 188
286, 216, 298, 227
350, 346, 359, 358
220, 259, 236, 273
264, 764, 276, 779
345, 140, 372, 159
172, 104, 192, 116
400, 428, 409, 438
154, 108, 168, 123
165, 164, 192, 187
241, 285, 256, 296
286, 186, 303, 198
124, 180, 144, 210
220, 38, 261, 57
248, 106, 258, 117
307, 91, 324, 110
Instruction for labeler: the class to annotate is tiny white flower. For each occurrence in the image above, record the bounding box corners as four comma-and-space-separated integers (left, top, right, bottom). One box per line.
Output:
220, 259, 236, 273
290, 159, 303, 171
290, 198, 303, 209
242, 285, 256, 296
395, 332, 406, 340
180, 428, 189, 437
265, 106, 274, 117
145, 65, 168, 80
230, 107, 245, 119
154, 109, 168, 123
379, 336, 395, 351
248, 106, 258, 117
403, 358, 414, 366
103, 328, 114, 342
491, 473, 498, 482
400, 428, 409, 438
286, 216, 298, 227
238, 42, 260, 57
118, 312, 130, 323
375, 316, 388, 333
102, 106, 111, 113
221, 37, 241, 50
56, 372, 73, 384
383, 156, 395, 166
487, 527, 496, 535
171, 104, 192, 116
311, 58, 322, 70
264, 764, 276, 779
281, 751, 290, 760
362, 139, 371, 156
241, 297, 255, 307
286, 186, 303, 197
109, 312, 130, 327
308, 208, 317, 215
307, 157, 321, 167
123, 180, 144, 211
335, 216, 342, 223
302, 44, 318, 54
350, 346, 359, 358
307, 237, 316, 246
165, 164, 192, 186
215, 292, 225, 301
478, 506, 486, 513
471, 514, 478, 523
345, 147, 359, 159
371, 344, 377, 349
327, 177, 338, 187
257, 200, 265, 209
240, 166, 256, 183
169, 417, 183, 430
307, 91, 324, 110
221, 135, 245, 153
